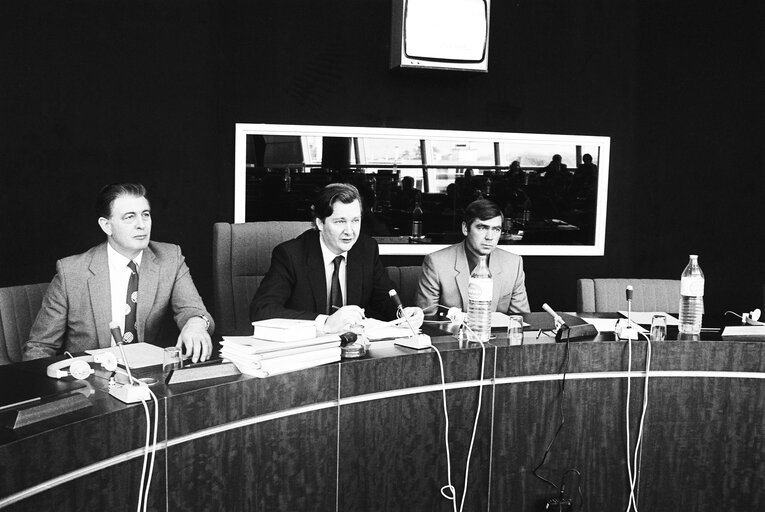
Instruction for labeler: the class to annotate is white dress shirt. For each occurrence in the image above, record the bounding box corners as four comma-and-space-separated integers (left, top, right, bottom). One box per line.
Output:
315, 237, 348, 330
106, 243, 143, 345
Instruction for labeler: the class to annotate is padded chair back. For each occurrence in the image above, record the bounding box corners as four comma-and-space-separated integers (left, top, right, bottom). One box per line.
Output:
577, 278, 681, 313
385, 266, 423, 308
0, 283, 49, 365
213, 221, 312, 336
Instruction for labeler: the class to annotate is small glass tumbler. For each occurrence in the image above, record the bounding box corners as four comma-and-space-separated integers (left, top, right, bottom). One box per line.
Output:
650, 314, 667, 342
163, 346, 182, 371
507, 315, 524, 345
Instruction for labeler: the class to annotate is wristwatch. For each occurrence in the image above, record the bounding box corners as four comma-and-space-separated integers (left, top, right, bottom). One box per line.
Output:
196, 315, 211, 331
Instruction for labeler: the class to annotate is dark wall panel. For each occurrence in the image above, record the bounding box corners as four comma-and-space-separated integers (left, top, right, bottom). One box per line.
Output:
1, 0, 761, 323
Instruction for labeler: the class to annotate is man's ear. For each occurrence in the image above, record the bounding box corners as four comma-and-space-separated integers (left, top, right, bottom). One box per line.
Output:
98, 217, 112, 236
461, 221, 468, 237
315, 217, 324, 232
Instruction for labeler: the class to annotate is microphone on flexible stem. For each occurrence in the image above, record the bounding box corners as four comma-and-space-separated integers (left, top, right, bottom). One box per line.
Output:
619, 286, 638, 340
626, 285, 634, 326
108, 322, 150, 403
389, 289, 431, 350
388, 289, 418, 338
109, 321, 134, 385
542, 303, 566, 330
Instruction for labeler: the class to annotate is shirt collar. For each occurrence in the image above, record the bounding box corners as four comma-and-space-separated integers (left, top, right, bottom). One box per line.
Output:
318, 234, 348, 267
463, 241, 490, 274
106, 242, 143, 270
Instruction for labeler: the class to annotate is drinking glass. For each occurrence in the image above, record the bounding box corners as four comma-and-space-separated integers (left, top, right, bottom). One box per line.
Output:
507, 315, 524, 345
163, 346, 182, 371
650, 314, 667, 341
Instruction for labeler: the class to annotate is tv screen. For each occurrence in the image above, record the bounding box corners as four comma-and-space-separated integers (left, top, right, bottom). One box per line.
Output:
391, 0, 490, 72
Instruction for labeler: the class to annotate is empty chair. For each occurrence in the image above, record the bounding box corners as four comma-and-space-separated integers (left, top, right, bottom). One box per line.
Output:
213, 221, 312, 336
386, 266, 423, 308
0, 283, 50, 365
577, 278, 680, 313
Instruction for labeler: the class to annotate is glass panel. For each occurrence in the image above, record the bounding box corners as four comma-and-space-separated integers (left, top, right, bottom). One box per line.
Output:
428, 139, 495, 167
235, 124, 610, 256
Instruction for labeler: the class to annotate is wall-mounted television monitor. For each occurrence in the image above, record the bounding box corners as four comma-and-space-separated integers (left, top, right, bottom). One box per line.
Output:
390, 0, 490, 72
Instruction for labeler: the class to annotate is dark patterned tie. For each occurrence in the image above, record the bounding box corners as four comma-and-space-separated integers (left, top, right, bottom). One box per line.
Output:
123, 260, 138, 344
328, 255, 344, 314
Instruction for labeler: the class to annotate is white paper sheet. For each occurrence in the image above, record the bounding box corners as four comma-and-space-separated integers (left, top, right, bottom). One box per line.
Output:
721, 325, 765, 337
86, 342, 166, 368
363, 317, 414, 340
580, 317, 647, 333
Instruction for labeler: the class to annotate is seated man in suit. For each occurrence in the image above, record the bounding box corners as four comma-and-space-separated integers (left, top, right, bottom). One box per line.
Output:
24, 183, 215, 362
415, 199, 530, 316
250, 183, 423, 333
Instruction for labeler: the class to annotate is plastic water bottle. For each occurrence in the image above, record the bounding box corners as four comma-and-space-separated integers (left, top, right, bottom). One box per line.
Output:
467, 256, 493, 342
678, 254, 704, 335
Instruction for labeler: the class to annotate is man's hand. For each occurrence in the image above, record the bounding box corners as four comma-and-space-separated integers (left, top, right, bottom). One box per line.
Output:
324, 305, 366, 333
400, 306, 425, 330
177, 317, 212, 363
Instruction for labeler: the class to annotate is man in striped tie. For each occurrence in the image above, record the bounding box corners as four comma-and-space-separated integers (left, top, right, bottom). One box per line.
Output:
24, 183, 215, 363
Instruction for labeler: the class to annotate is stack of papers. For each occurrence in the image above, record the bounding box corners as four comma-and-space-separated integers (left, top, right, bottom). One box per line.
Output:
251, 318, 317, 341
220, 334, 341, 378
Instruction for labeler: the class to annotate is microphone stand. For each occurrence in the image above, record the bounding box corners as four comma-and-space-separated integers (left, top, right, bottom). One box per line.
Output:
108, 322, 151, 403
618, 287, 639, 340
389, 290, 432, 350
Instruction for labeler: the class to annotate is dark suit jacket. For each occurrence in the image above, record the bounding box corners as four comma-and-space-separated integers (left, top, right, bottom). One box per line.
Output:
23, 242, 214, 360
250, 230, 397, 322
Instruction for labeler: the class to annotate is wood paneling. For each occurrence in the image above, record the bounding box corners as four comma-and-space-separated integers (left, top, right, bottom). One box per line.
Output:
2, 339, 764, 511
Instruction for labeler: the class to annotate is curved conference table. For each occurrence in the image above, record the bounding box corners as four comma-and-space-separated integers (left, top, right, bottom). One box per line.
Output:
1, 323, 764, 512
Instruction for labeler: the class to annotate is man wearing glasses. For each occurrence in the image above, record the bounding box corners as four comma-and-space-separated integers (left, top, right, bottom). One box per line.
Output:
414, 199, 530, 315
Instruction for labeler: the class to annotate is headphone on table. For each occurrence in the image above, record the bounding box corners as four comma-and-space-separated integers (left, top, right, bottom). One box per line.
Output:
46, 352, 119, 380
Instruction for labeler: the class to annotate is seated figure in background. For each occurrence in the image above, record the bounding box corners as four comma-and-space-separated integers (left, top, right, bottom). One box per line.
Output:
415, 199, 530, 316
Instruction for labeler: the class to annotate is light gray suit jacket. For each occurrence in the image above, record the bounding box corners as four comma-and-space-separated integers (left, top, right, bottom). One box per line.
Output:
23, 241, 214, 360
414, 241, 530, 314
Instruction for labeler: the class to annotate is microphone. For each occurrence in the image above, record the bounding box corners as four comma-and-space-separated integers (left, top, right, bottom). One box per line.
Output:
389, 289, 418, 338
389, 289, 432, 350
107, 322, 150, 403
542, 303, 566, 330
109, 321, 134, 385
339, 332, 358, 347
388, 289, 404, 314
618, 286, 638, 340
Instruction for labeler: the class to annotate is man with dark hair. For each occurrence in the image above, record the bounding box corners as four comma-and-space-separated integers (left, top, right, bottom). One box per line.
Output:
24, 183, 215, 362
250, 183, 423, 333
415, 199, 530, 315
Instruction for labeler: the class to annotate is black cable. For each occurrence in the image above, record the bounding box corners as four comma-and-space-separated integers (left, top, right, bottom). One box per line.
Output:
560, 469, 584, 511
532, 329, 572, 490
